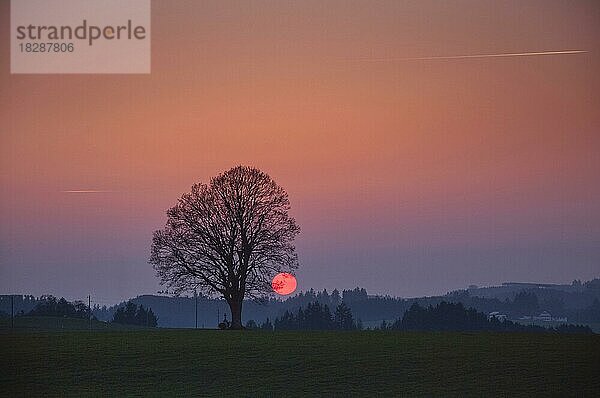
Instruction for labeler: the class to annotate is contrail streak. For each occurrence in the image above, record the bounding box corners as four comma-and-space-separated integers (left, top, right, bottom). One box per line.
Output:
347, 50, 587, 61
61, 190, 116, 193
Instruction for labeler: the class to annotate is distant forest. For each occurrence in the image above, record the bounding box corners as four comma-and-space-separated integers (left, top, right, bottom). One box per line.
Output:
2, 278, 599, 331
0, 295, 158, 327
386, 301, 592, 334
260, 301, 592, 334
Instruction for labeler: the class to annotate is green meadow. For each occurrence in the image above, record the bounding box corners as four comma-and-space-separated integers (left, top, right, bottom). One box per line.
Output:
1, 323, 599, 397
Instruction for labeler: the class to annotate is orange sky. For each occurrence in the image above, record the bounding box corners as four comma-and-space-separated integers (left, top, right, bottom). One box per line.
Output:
1, 1, 599, 301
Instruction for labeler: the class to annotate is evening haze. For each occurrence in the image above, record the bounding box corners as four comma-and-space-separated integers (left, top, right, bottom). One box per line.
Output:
1, 1, 599, 303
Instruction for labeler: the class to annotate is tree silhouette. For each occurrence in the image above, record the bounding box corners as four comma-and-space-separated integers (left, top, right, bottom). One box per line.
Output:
273, 301, 354, 330
150, 166, 300, 329
112, 301, 158, 327
27, 295, 90, 319
334, 302, 355, 330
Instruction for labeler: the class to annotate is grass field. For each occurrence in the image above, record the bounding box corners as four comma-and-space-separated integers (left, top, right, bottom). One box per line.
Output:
1, 327, 599, 397
0, 316, 144, 331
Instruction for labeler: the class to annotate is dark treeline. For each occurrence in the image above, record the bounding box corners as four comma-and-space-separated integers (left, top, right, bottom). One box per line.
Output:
89, 288, 369, 328
387, 302, 593, 334
0, 295, 158, 328
260, 300, 592, 334
112, 301, 158, 327
257, 302, 360, 331
2, 278, 599, 329
26, 295, 91, 319
13, 278, 589, 329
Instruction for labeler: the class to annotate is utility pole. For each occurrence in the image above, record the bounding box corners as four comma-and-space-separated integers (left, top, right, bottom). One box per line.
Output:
195, 289, 198, 329
88, 295, 92, 331
11, 295, 14, 329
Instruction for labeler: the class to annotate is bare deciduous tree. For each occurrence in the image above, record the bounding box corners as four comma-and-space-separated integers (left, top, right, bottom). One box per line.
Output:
150, 166, 300, 329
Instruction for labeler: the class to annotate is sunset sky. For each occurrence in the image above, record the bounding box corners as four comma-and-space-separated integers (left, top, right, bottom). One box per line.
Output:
1, 1, 599, 303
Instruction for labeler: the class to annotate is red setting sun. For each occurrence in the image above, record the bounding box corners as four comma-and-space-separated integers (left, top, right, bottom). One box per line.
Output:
272, 273, 297, 296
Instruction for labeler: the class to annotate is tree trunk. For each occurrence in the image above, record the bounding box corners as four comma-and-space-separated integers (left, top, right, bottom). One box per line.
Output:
228, 298, 244, 329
